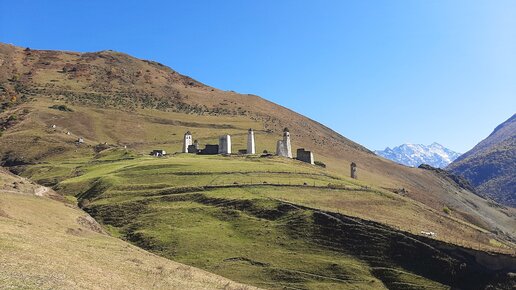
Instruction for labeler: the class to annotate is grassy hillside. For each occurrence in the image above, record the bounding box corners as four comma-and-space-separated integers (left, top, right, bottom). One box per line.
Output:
0, 43, 515, 288
19, 152, 515, 289
0, 43, 514, 242
448, 114, 516, 207
0, 168, 256, 289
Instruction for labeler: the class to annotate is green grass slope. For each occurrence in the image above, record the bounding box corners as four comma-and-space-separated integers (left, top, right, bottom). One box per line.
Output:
21, 152, 516, 289
0, 168, 256, 290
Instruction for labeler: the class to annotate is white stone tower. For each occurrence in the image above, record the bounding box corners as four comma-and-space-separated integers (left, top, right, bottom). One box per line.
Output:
183, 131, 193, 153
218, 135, 232, 154
276, 128, 292, 158
247, 128, 256, 154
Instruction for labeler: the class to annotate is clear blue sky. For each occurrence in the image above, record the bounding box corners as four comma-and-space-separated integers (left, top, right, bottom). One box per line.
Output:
1, 1, 515, 152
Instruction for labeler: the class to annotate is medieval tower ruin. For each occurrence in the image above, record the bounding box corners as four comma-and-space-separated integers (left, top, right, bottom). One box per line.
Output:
219, 135, 232, 154
350, 162, 357, 179
276, 128, 292, 158
183, 131, 193, 153
247, 128, 256, 154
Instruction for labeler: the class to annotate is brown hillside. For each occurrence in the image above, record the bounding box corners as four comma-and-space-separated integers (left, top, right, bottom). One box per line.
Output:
0, 43, 514, 243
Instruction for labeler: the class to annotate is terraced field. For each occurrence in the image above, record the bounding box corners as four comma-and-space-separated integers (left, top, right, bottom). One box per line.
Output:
21, 151, 515, 289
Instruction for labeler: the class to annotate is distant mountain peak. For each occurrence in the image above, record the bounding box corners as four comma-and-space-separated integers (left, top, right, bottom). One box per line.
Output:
375, 143, 461, 168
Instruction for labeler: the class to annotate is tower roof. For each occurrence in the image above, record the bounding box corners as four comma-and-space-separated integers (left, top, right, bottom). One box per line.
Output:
283, 127, 290, 132
185, 131, 191, 135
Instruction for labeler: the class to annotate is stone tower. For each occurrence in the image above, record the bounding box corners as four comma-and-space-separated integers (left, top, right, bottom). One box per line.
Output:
183, 131, 193, 153
218, 135, 232, 154
350, 162, 357, 179
276, 128, 292, 158
247, 128, 256, 154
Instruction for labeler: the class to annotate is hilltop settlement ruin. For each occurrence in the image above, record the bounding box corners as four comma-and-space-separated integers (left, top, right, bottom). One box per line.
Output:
164, 128, 316, 165
150, 128, 357, 177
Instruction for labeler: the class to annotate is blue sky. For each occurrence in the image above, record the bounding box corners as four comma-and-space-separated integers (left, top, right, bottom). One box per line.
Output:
1, 1, 514, 152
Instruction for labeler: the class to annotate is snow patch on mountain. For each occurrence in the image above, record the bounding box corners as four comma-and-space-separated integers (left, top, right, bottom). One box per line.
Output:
375, 143, 461, 168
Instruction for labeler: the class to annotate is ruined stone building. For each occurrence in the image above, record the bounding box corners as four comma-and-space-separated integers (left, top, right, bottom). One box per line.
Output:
276, 128, 292, 158
199, 144, 219, 155
296, 148, 314, 165
183, 131, 193, 153
247, 128, 256, 154
187, 140, 200, 153
218, 135, 232, 154
350, 162, 357, 179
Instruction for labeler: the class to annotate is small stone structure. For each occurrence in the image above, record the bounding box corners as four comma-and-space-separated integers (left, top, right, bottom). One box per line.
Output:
247, 128, 256, 154
199, 144, 219, 155
187, 140, 200, 153
276, 128, 292, 158
218, 135, 232, 154
296, 148, 314, 165
350, 162, 357, 179
183, 131, 193, 153
152, 149, 166, 157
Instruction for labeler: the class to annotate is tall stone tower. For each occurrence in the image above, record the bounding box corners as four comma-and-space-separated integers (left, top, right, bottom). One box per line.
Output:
218, 135, 232, 154
276, 128, 292, 158
247, 128, 256, 154
183, 131, 193, 153
350, 162, 357, 179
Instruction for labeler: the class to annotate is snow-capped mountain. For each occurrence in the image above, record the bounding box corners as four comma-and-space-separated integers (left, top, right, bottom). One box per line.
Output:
375, 143, 461, 168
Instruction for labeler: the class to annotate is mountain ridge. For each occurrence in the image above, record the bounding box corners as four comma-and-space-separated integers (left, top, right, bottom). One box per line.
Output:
448, 114, 516, 207
375, 142, 461, 168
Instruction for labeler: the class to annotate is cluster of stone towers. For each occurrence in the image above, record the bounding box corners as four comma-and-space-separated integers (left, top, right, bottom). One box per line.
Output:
182, 129, 255, 155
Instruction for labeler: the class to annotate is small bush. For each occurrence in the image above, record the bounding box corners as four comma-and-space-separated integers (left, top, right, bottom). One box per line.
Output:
314, 161, 326, 168
443, 206, 451, 215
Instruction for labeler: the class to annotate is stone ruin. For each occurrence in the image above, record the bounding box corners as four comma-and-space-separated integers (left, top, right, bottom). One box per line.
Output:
199, 144, 219, 155
183, 131, 193, 153
247, 128, 256, 154
296, 148, 314, 165
276, 128, 292, 158
218, 135, 232, 154
187, 140, 200, 153
350, 162, 357, 179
